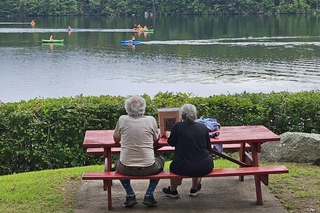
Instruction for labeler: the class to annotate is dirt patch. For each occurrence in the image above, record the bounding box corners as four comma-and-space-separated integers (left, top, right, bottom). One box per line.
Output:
59, 176, 83, 212
270, 176, 320, 213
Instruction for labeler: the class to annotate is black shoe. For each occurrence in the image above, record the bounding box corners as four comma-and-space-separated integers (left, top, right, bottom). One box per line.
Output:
162, 186, 180, 198
123, 195, 138, 207
189, 183, 202, 196
142, 196, 158, 207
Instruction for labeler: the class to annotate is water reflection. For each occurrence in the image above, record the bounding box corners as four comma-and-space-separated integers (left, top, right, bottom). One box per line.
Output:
1, 16, 320, 103
1, 43, 320, 103
42, 42, 64, 50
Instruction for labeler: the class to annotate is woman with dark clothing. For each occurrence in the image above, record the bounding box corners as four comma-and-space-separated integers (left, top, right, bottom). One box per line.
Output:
162, 103, 214, 198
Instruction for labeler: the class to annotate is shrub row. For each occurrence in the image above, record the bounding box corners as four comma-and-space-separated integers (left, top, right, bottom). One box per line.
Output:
1, 91, 320, 175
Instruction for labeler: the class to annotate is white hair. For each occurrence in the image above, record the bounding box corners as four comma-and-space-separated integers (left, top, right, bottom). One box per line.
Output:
180, 104, 197, 123
125, 95, 146, 116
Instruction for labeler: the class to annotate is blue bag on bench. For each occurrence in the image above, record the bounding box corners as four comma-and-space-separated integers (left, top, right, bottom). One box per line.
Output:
196, 116, 223, 153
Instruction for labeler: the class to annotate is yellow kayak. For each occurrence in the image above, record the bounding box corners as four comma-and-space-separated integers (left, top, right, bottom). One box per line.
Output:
133, 28, 154, 32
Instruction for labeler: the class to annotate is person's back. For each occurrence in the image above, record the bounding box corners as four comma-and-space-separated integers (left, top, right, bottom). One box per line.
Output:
168, 121, 213, 176
113, 95, 164, 208
115, 115, 157, 167
163, 103, 214, 198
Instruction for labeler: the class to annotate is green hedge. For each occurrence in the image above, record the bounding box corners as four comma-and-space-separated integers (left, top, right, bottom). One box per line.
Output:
1, 91, 320, 175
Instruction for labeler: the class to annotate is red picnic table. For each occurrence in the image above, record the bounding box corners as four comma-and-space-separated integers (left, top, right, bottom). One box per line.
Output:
82, 125, 285, 208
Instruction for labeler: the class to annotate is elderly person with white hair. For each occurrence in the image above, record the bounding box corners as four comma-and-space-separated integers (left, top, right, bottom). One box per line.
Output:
113, 95, 165, 208
162, 103, 214, 198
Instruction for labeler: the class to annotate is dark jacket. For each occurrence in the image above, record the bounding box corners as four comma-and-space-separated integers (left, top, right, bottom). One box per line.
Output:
168, 121, 214, 177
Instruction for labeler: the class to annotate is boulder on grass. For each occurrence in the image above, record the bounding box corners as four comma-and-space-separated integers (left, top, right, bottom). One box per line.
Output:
259, 132, 320, 165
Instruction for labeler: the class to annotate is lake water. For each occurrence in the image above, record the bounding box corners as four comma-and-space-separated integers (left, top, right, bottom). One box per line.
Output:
1, 15, 320, 103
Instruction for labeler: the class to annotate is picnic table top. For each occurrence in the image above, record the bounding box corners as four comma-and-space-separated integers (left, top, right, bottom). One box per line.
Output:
83, 125, 280, 148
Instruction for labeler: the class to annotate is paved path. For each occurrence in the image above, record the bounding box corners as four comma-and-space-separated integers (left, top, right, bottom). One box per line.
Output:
74, 176, 288, 213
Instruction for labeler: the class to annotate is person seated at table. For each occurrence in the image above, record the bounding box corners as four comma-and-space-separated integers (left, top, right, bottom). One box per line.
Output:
162, 103, 214, 198
113, 95, 165, 208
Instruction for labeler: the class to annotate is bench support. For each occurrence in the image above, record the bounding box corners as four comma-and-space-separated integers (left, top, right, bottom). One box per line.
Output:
82, 165, 288, 210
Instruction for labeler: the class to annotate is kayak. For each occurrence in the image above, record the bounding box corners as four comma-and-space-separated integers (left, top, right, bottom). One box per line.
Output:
42, 39, 64, 43
133, 28, 154, 33
121, 40, 141, 44
42, 43, 64, 46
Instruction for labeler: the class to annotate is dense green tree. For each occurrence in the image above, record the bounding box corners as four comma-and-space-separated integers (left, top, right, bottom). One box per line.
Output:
19, 0, 39, 16
1, 0, 19, 16
87, 0, 101, 14
0, 0, 319, 16
64, 0, 78, 15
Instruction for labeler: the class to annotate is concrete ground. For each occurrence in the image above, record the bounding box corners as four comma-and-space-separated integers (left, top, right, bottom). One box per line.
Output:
74, 176, 288, 213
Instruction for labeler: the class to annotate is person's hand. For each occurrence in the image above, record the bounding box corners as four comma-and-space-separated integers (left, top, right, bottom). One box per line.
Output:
165, 131, 171, 138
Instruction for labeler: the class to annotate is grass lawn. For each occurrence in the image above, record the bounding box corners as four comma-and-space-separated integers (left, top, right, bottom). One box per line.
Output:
0, 159, 319, 213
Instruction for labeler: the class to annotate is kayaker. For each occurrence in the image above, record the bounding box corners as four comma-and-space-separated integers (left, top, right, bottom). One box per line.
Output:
68, 26, 72, 31
130, 35, 135, 42
31, 19, 35, 25
50, 35, 53, 40
144, 25, 148, 30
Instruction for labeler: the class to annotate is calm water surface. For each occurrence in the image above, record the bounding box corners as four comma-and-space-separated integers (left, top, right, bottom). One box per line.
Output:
1, 15, 320, 103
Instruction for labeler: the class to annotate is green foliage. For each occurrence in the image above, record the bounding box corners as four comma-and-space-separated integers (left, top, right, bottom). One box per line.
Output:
1, 90, 320, 175
0, 95, 126, 175
0, 0, 319, 16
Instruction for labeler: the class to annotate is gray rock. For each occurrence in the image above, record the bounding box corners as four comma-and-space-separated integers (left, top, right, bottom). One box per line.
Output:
259, 132, 320, 165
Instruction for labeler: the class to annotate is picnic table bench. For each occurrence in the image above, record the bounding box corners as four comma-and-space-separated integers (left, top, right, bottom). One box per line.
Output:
85, 143, 251, 155
82, 125, 289, 210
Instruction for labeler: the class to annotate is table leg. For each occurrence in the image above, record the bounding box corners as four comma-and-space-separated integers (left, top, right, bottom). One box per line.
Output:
239, 143, 246, 181
103, 149, 112, 191
251, 143, 263, 205
104, 148, 113, 209
104, 148, 112, 170
103, 157, 110, 191
255, 174, 263, 205
107, 181, 112, 210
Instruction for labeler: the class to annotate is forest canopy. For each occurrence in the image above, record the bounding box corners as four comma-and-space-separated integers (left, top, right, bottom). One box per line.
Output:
1, 0, 319, 16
